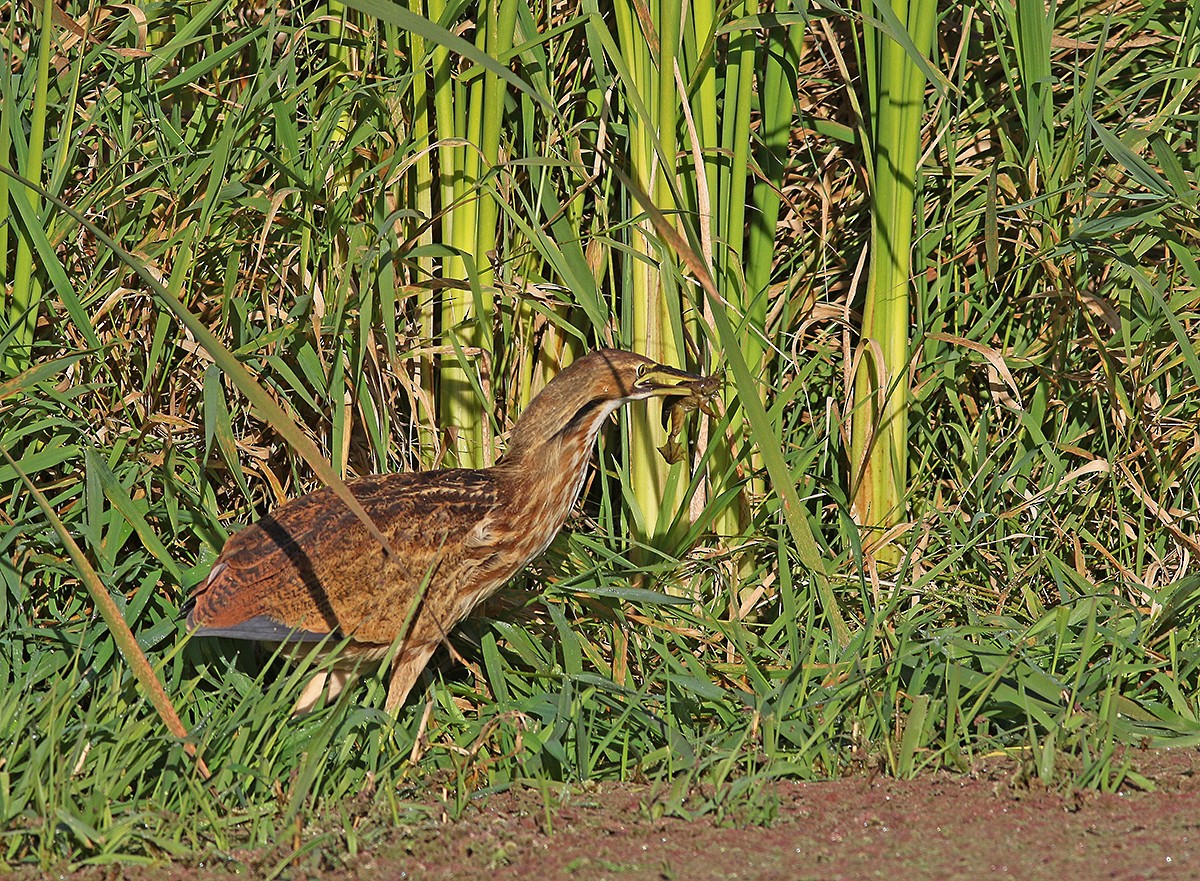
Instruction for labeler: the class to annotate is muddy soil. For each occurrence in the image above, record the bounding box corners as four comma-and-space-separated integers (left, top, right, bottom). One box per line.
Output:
39, 749, 1200, 880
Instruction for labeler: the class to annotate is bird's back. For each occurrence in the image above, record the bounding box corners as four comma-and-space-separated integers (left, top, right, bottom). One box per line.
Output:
188, 469, 504, 647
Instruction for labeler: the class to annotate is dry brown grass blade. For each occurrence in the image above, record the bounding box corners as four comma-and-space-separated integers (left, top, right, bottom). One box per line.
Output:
926, 332, 1024, 411
1, 446, 211, 781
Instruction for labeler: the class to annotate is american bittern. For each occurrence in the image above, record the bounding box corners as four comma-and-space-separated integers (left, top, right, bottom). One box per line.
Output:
187, 349, 717, 714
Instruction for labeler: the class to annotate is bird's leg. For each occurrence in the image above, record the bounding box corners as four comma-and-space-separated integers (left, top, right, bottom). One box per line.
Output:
291, 668, 360, 715
384, 642, 438, 715
293, 670, 330, 716
326, 668, 359, 702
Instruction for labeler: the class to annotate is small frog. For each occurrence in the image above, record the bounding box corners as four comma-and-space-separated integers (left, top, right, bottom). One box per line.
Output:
658, 372, 722, 465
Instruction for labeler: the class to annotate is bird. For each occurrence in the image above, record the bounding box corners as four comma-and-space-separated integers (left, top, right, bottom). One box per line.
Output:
186, 349, 718, 715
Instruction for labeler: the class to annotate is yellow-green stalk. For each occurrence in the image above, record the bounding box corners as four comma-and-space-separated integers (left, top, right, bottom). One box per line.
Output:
432, 0, 516, 467
408, 0, 442, 462
850, 0, 937, 566
4, 0, 53, 371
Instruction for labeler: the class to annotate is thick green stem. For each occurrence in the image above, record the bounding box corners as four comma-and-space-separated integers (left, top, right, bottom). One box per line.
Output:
850, 0, 937, 566
709, 0, 765, 550
625, 0, 686, 545
5, 0, 53, 370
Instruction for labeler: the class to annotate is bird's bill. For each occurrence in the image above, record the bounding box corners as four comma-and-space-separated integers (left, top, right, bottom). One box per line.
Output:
634, 364, 722, 400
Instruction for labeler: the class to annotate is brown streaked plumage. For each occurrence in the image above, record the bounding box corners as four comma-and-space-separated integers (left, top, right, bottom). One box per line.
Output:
187, 349, 718, 714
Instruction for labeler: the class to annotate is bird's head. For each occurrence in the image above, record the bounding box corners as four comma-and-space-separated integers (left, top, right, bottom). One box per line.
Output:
573, 349, 717, 403
502, 349, 719, 463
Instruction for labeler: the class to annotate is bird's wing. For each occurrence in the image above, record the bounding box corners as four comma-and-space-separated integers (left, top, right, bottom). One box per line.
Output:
187, 470, 501, 645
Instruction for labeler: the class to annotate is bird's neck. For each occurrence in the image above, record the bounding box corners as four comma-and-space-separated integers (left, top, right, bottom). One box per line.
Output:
494, 396, 626, 558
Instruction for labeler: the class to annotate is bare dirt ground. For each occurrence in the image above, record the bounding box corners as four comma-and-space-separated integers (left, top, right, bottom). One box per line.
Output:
38, 748, 1200, 880
359, 749, 1200, 881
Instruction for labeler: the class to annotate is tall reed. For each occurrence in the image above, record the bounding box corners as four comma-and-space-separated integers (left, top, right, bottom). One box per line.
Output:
850, 0, 938, 567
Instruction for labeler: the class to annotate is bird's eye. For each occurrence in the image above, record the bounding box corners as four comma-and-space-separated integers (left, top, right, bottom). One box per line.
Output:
636, 363, 648, 378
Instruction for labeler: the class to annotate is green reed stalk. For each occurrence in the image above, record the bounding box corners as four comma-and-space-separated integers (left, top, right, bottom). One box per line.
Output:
850, 0, 937, 566
627, 0, 688, 546
4, 0, 53, 370
706, 5, 804, 551
431, 0, 517, 467
408, 0, 441, 460
0, 43, 12, 306
613, 0, 805, 554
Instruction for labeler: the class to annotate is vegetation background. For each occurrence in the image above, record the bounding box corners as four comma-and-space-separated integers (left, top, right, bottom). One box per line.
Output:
2, 0, 1199, 868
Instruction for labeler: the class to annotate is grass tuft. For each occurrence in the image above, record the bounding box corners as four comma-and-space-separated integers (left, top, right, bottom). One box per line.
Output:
0, 0, 1198, 868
